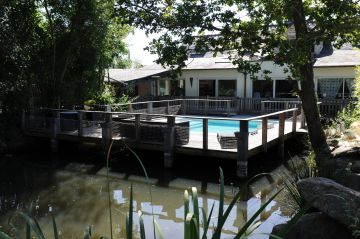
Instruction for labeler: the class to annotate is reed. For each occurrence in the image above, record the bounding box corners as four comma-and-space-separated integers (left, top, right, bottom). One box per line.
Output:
0, 145, 287, 239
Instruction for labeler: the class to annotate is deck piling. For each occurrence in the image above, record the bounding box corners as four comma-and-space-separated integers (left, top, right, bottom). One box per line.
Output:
278, 113, 285, 160
101, 113, 113, 154
51, 111, 60, 152
164, 116, 175, 168
262, 117, 268, 152
236, 120, 249, 178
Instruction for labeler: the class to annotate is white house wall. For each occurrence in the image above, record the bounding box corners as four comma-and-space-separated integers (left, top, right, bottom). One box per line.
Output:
181, 61, 292, 97
181, 69, 246, 97
314, 67, 356, 78
168, 64, 357, 98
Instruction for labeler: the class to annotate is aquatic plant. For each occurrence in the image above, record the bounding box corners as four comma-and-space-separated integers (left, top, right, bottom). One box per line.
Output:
0, 168, 284, 239
0, 140, 286, 239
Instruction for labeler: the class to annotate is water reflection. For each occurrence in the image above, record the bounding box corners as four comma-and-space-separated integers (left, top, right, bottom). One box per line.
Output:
0, 154, 291, 239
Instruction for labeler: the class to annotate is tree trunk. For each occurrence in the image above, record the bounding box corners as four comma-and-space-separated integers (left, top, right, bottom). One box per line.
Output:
298, 63, 331, 164
292, 0, 331, 168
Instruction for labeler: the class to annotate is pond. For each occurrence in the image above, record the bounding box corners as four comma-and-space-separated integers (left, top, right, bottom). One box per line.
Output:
0, 148, 294, 239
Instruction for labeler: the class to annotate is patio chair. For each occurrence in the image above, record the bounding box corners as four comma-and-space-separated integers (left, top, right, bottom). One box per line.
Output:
217, 130, 258, 149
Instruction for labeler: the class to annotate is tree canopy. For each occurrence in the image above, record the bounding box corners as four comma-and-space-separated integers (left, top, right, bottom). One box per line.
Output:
116, 0, 360, 164
0, 0, 131, 111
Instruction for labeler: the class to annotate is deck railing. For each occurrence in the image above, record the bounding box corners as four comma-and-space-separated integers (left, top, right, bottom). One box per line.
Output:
23, 104, 302, 178
130, 96, 355, 118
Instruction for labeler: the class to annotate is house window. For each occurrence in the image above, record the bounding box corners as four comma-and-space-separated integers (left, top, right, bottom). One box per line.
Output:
218, 80, 236, 97
158, 80, 170, 96
275, 80, 298, 98
253, 80, 273, 98
199, 80, 216, 96
318, 78, 354, 99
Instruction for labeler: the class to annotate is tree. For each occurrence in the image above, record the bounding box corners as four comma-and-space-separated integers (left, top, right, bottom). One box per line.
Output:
116, 0, 360, 167
0, 0, 131, 109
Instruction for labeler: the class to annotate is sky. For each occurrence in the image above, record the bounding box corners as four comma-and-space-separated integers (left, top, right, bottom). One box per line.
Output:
125, 28, 159, 66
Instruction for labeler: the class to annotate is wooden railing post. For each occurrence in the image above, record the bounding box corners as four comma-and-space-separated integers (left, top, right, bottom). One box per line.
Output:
135, 114, 141, 143
128, 104, 133, 112
147, 102, 153, 121
261, 101, 265, 114
105, 105, 111, 112
262, 117, 268, 152
236, 120, 249, 178
300, 107, 306, 128
166, 101, 170, 114
182, 99, 187, 114
237, 98, 241, 114
278, 113, 285, 160
203, 118, 208, 150
101, 113, 113, 154
285, 101, 289, 110
78, 111, 84, 137
147, 102, 153, 113
164, 116, 175, 168
292, 109, 297, 133
204, 99, 209, 116
51, 111, 60, 152
226, 101, 231, 116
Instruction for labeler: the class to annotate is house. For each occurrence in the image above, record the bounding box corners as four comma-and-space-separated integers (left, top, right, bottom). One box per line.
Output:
106, 46, 359, 100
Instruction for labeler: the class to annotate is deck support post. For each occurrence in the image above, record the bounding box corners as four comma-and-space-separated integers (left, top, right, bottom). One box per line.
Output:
51, 111, 60, 152
262, 117, 268, 152
78, 111, 84, 137
101, 113, 113, 155
236, 120, 249, 178
278, 113, 285, 160
203, 118, 208, 150
164, 116, 175, 168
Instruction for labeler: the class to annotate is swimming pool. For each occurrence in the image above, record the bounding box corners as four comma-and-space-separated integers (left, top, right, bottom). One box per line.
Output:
187, 118, 261, 134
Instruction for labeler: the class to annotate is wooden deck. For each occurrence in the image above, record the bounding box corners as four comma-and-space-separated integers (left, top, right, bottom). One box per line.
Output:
22, 100, 307, 178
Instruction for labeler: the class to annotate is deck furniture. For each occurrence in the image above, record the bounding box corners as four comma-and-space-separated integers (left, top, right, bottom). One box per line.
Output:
217, 130, 258, 149
113, 118, 190, 145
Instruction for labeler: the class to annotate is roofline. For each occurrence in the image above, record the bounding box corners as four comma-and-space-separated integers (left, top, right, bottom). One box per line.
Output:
314, 65, 359, 68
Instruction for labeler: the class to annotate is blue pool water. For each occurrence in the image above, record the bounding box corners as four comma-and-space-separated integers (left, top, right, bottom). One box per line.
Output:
188, 118, 261, 134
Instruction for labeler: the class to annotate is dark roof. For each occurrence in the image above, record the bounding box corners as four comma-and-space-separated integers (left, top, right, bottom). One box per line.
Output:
314, 49, 360, 67
106, 49, 359, 83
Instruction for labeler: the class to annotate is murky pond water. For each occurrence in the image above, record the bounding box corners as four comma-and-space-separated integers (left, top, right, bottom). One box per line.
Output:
0, 147, 295, 239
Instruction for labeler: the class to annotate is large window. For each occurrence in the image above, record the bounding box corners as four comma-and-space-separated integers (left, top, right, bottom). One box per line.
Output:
318, 78, 355, 99
253, 80, 273, 98
218, 80, 236, 97
158, 80, 170, 96
275, 80, 298, 98
199, 80, 216, 96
